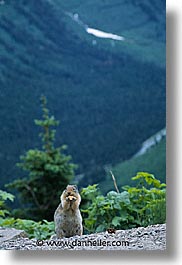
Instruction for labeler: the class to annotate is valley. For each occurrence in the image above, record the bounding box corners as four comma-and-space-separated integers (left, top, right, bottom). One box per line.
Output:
0, 0, 166, 189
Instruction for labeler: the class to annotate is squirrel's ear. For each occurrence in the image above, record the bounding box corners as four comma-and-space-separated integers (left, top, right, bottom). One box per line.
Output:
73, 185, 78, 191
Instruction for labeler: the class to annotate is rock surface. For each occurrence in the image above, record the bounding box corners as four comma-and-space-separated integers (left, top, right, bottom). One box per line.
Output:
0, 224, 166, 250
0, 227, 27, 244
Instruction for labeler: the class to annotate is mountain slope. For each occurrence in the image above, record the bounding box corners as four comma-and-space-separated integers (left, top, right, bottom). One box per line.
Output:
0, 0, 165, 187
53, 0, 166, 66
100, 137, 166, 194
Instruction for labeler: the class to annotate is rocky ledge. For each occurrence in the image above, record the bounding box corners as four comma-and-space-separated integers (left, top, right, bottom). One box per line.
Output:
0, 224, 166, 250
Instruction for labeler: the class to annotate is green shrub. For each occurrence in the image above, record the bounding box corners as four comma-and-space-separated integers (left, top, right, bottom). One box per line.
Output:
0, 189, 54, 239
81, 172, 166, 233
0, 172, 165, 238
0, 217, 54, 239
0, 189, 14, 217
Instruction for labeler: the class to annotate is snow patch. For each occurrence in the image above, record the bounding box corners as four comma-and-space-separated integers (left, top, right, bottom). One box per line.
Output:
86, 27, 125, 41
134, 128, 166, 157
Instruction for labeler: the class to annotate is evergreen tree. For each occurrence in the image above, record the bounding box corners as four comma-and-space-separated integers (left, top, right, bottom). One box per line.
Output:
7, 96, 76, 221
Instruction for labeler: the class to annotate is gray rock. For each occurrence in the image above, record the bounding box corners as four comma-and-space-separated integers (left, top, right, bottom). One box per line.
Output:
0, 224, 166, 250
0, 227, 27, 243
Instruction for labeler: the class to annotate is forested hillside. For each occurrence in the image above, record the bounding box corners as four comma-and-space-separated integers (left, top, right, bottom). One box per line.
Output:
0, 0, 165, 188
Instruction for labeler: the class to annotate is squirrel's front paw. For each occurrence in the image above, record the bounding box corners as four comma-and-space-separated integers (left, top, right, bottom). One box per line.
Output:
66, 195, 77, 202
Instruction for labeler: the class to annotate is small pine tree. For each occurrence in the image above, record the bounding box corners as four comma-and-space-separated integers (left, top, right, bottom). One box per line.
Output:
7, 96, 76, 221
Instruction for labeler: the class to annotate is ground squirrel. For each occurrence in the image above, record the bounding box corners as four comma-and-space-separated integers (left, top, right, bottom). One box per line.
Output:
54, 185, 83, 238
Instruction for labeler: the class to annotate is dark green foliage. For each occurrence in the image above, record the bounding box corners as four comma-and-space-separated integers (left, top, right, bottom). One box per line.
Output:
7, 96, 76, 221
81, 172, 166, 233
0, 189, 14, 217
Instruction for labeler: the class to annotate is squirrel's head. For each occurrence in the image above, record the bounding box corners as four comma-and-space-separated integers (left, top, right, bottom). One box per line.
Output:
65, 185, 78, 195
60, 185, 81, 210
